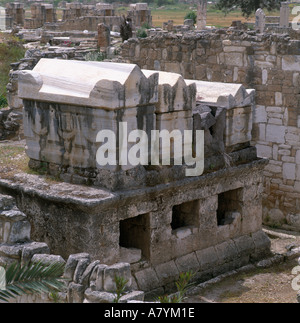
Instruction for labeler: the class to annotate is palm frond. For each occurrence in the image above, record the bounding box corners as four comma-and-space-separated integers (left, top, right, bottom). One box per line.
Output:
0, 261, 66, 302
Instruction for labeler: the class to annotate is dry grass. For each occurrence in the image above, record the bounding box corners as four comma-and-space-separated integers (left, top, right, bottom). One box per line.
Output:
151, 8, 254, 28
0, 144, 29, 178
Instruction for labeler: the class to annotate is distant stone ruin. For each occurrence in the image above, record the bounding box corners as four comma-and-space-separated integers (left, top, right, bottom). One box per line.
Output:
24, 3, 57, 29
127, 3, 152, 29
4, 2, 152, 33
5, 2, 24, 29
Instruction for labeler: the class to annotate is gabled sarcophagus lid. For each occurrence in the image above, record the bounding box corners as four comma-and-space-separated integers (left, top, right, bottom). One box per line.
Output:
18, 58, 158, 109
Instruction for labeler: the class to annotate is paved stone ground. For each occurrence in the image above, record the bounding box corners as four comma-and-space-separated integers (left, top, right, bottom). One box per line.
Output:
184, 227, 300, 303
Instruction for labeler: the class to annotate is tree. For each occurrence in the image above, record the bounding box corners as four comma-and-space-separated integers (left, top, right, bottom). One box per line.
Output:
120, 16, 133, 42
0, 261, 65, 302
184, 11, 197, 25
215, 0, 281, 17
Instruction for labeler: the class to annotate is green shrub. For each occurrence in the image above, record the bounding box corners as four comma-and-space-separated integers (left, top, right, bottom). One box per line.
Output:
141, 22, 151, 29
0, 33, 25, 106
0, 95, 7, 109
136, 28, 148, 38
85, 51, 107, 61
184, 11, 197, 24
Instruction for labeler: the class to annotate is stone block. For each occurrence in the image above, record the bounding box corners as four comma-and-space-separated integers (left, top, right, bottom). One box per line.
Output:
0, 208, 26, 221
196, 246, 219, 271
134, 267, 160, 291
154, 260, 179, 285
174, 252, 200, 273
282, 56, 300, 72
90, 264, 108, 291
0, 244, 24, 261
233, 234, 255, 256
67, 282, 85, 303
64, 253, 90, 280
119, 247, 142, 264
283, 162, 296, 180
79, 260, 101, 287
119, 291, 145, 303
251, 230, 271, 260
97, 23, 110, 48
156, 110, 193, 161
0, 195, 15, 211
253, 105, 267, 123
164, 62, 181, 74
21, 242, 50, 265
73, 258, 90, 283
224, 52, 244, 67
225, 106, 252, 147
142, 70, 196, 114
215, 240, 239, 264
8, 221, 31, 244
103, 262, 132, 292
31, 253, 66, 265
256, 144, 272, 158
266, 124, 285, 144
84, 289, 116, 303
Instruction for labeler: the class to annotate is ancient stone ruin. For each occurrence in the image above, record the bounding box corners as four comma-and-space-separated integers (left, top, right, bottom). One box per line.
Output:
5, 2, 24, 29
127, 3, 152, 29
3, 1, 300, 303
24, 3, 57, 29
4, 2, 152, 33
0, 59, 271, 301
121, 27, 300, 232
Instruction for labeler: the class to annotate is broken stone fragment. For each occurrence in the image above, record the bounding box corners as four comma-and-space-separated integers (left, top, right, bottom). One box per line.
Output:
84, 288, 116, 303
68, 282, 85, 303
142, 69, 196, 113
64, 253, 91, 281
21, 242, 50, 265
103, 262, 132, 293
199, 111, 216, 130
31, 253, 66, 266
0, 194, 15, 211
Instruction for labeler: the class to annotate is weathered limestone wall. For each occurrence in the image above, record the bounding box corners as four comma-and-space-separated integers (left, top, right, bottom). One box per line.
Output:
128, 3, 152, 29
0, 155, 270, 297
45, 15, 121, 32
5, 2, 24, 29
24, 3, 57, 29
0, 193, 144, 303
121, 31, 300, 230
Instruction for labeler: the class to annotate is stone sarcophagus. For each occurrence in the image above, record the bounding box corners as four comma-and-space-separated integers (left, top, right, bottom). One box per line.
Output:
186, 79, 255, 151
12, 60, 271, 294
18, 59, 256, 191
19, 59, 201, 190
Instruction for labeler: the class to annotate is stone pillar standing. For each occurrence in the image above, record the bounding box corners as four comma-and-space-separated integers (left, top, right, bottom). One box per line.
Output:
280, 2, 290, 28
0, 6, 5, 31
97, 23, 110, 48
255, 8, 265, 33
197, 0, 207, 30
